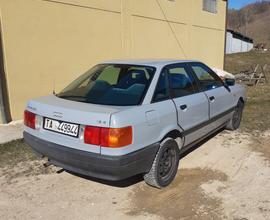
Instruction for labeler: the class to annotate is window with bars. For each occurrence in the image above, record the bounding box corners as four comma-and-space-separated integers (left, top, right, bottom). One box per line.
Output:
203, 0, 217, 13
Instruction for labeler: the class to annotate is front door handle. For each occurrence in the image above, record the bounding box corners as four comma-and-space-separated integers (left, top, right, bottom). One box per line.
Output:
209, 96, 215, 102
180, 104, 187, 110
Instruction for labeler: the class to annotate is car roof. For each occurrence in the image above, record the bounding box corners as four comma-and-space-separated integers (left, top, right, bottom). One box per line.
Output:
101, 59, 199, 67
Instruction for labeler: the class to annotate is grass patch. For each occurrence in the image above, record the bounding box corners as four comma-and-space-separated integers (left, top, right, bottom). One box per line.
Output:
0, 139, 35, 168
0, 139, 55, 182
225, 50, 270, 74
225, 51, 270, 132
241, 84, 270, 132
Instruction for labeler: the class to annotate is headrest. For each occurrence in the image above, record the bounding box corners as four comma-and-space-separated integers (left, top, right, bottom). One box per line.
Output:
170, 74, 188, 89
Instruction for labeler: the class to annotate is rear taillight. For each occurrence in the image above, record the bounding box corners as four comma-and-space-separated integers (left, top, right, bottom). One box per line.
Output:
84, 126, 132, 148
100, 127, 132, 148
24, 110, 36, 129
84, 126, 101, 145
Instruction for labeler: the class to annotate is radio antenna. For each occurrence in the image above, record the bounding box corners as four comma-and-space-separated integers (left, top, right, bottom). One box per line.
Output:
53, 79, 55, 95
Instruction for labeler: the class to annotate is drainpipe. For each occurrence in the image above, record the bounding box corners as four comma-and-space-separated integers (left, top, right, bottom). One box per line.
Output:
0, 17, 11, 124
0, 78, 6, 123
223, 0, 228, 70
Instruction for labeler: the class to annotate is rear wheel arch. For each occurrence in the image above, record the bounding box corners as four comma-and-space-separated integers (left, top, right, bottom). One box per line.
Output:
162, 129, 182, 141
239, 97, 245, 105
161, 129, 183, 150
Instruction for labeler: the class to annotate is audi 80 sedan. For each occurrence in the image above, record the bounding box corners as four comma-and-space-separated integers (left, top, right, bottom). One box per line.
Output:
24, 60, 246, 188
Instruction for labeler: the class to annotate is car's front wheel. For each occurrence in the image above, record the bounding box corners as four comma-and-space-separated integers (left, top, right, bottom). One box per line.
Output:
226, 100, 244, 131
143, 138, 180, 188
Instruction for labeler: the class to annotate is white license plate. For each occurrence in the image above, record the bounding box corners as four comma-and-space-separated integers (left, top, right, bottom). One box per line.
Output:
43, 118, 79, 137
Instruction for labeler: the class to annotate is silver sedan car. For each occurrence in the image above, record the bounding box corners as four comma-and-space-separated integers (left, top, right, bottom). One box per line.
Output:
24, 60, 246, 188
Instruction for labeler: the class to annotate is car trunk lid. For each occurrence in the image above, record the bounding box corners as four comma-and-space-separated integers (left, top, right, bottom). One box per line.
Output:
25, 95, 127, 154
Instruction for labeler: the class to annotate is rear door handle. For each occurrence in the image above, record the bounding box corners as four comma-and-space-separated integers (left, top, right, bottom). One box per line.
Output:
180, 104, 187, 110
209, 96, 215, 102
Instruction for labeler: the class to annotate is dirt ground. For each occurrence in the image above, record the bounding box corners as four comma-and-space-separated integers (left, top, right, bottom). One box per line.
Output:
0, 129, 269, 220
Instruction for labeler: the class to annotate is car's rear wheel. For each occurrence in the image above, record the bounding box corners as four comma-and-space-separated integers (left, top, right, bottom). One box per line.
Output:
143, 138, 180, 188
226, 100, 244, 131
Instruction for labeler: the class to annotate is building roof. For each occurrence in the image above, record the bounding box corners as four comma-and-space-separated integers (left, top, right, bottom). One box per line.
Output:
227, 29, 254, 43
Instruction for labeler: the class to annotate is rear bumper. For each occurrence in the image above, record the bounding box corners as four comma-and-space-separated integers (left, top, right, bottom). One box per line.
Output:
23, 132, 159, 181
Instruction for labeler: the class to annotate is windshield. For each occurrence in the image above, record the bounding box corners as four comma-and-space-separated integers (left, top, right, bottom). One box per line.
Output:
57, 64, 156, 106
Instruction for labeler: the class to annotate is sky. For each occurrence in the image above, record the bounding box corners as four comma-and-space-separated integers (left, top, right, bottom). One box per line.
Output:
229, 0, 259, 9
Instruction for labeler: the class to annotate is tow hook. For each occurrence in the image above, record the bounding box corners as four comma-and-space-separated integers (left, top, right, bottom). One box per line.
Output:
43, 160, 52, 168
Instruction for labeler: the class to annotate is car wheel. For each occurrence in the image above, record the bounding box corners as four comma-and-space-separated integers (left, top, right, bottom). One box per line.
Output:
143, 138, 180, 189
226, 100, 244, 131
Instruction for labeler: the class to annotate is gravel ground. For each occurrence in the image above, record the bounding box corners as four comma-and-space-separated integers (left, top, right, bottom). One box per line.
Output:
0, 130, 269, 220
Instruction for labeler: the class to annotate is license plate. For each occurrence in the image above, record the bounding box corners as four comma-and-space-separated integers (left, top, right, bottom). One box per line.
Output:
43, 117, 79, 137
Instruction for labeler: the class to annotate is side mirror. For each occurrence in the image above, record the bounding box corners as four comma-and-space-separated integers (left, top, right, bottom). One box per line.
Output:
225, 78, 235, 87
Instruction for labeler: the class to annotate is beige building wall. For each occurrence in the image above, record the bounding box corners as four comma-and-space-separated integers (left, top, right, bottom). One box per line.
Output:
0, 0, 227, 121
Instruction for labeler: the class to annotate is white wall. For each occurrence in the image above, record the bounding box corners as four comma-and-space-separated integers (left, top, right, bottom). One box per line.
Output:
247, 42, 254, 51
226, 31, 253, 54
232, 38, 242, 53
226, 32, 233, 54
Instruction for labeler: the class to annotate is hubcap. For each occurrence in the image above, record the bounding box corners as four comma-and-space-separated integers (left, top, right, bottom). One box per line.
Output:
158, 147, 176, 181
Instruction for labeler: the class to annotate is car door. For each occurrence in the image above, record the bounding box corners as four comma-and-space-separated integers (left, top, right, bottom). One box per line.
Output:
165, 63, 210, 145
189, 62, 234, 126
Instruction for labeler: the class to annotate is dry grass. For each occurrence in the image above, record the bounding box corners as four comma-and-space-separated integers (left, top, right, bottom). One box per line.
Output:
225, 51, 270, 132
0, 139, 56, 182
0, 139, 35, 168
242, 84, 270, 132
225, 50, 270, 74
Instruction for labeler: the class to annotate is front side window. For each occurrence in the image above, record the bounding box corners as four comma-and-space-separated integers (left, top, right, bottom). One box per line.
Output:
57, 64, 156, 106
167, 65, 196, 98
203, 0, 217, 13
190, 63, 223, 91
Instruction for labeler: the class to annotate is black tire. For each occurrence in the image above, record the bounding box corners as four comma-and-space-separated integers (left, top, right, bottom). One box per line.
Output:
143, 138, 180, 189
226, 100, 244, 131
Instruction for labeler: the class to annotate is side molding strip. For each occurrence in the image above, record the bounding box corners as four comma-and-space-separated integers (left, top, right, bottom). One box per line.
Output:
181, 107, 235, 137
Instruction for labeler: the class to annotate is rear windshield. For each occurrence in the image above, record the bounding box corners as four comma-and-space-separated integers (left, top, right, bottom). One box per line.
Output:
57, 64, 156, 106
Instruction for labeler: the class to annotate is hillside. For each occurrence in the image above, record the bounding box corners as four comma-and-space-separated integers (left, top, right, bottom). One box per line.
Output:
227, 1, 270, 48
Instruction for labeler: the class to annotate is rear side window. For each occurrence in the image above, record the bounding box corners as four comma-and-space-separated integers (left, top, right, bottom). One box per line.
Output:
152, 70, 170, 102
167, 65, 196, 98
58, 64, 156, 106
190, 63, 223, 91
